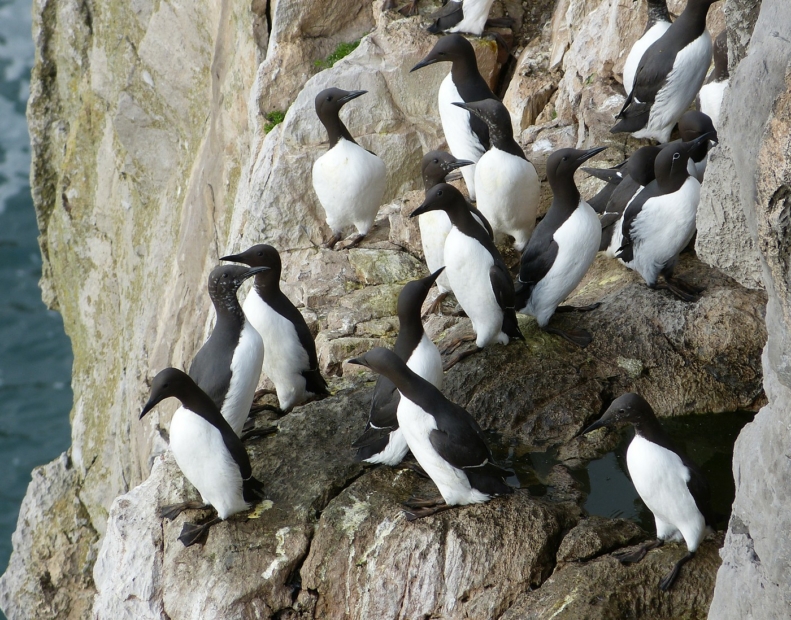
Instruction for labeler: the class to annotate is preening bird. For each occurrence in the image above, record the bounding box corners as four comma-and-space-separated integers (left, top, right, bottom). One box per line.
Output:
312, 88, 386, 249
349, 348, 513, 520
581, 393, 714, 591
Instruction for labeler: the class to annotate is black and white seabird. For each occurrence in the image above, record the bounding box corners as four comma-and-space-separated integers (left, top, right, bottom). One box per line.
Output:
349, 348, 513, 520
221, 244, 329, 413
515, 147, 606, 348
426, 0, 496, 36
581, 393, 714, 591
188, 265, 267, 437
622, 0, 672, 96
411, 183, 524, 352
312, 88, 387, 249
698, 29, 728, 131
612, 0, 719, 143
615, 134, 711, 301
140, 368, 267, 546
597, 145, 663, 256
677, 110, 718, 181
411, 34, 497, 201
353, 269, 445, 465
452, 99, 540, 251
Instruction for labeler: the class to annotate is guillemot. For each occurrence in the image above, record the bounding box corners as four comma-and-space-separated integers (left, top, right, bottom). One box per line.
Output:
188, 265, 267, 436
349, 348, 513, 520
312, 88, 387, 249
581, 392, 714, 591
411, 34, 497, 201
221, 244, 329, 414
622, 0, 672, 95
140, 368, 267, 546
453, 98, 540, 251
426, 0, 496, 36
612, 0, 718, 143
677, 110, 718, 181
698, 29, 728, 130
515, 147, 605, 347
353, 269, 445, 465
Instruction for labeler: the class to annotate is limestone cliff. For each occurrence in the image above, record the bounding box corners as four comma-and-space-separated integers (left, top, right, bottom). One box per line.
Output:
0, 0, 784, 618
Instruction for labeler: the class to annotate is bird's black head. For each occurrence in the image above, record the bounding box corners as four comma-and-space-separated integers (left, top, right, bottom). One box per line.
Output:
546, 147, 607, 190
580, 392, 654, 435
678, 110, 718, 145
397, 268, 445, 320
221, 244, 281, 278
348, 347, 403, 374
314, 88, 367, 124
655, 131, 713, 185
627, 145, 663, 186
410, 182, 466, 219
452, 98, 511, 135
411, 34, 475, 72
140, 368, 195, 419
207, 264, 270, 308
421, 151, 473, 191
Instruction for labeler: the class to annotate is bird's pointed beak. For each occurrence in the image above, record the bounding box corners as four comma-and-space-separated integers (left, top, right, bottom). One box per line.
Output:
577, 418, 607, 437
451, 101, 476, 114
220, 253, 243, 263
576, 146, 607, 165
140, 397, 158, 420
410, 199, 439, 218
348, 356, 368, 368
411, 55, 438, 72
447, 159, 475, 170
424, 266, 446, 286
339, 90, 367, 104
690, 131, 717, 148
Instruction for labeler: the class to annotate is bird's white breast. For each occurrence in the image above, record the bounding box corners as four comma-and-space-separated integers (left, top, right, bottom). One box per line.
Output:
407, 333, 443, 390
474, 148, 539, 251
627, 177, 700, 285
438, 74, 487, 200
169, 406, 249, 519
524, 201, 601, 327
699, 79, 728, 130
622, 21, 672, 95
448, 0, 496, 36
312, 138, 386, 235
243, 290, 311, 411
397, 397, 488, 506
444, 228, 506, 347
222, 321, 264, 436
627, 434, 707, 551
418, 210, 453, 294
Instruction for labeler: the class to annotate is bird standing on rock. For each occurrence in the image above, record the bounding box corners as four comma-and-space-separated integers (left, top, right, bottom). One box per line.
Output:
221, 244, 329, 414
140, 368, 267, 546
349, 348, 513, 520
312, 88, 386, 249
426, 0, 496, 36
622, 0, 672, 96
188, 265, 267, 437
411, 34, 497, 201
353, 269, 445, 465
515, 147, 606, 348
453, 98, 540, 251
412, 183, 523, 358
612, 0, 719, 143
581, 393, 714, 591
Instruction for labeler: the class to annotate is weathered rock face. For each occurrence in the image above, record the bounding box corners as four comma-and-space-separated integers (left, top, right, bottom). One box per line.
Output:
1, 0, 784, 617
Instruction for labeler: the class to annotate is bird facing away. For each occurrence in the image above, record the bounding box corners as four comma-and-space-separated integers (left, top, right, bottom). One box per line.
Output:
349, 348, 513, 520
581, 393, 714, 591
622, 0, 672, 95
426, 0, 496, 36
188, 265, 267, 437
411, 34, 497, 201
453, 98, 540, 251
312, 88, 387, 249
353, 269, 445, 465
615, 134, 711, 301
140, 368, 267, 546
612, 0, 719, 142
515, 146, 605, 348
698, 29, 728, 130
411, 183, 524, 351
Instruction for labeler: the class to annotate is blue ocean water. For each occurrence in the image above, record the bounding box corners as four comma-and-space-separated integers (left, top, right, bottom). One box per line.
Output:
0, 0, 74, 583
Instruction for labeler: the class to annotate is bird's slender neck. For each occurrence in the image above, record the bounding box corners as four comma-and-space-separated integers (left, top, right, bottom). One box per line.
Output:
180, 387, 228, 430
322, 112, 357, 149
253, 270, 282, 300
657, 156, 692, 193
450, 54, 485, 89
210, 289, 245, 325
548, 174, 581, 215
487, 122, 526, 160
673, 0, 711, 39
646, 0, 671, 29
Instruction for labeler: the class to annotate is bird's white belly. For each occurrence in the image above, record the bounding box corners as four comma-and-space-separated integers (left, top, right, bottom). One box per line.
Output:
622, 21, 672, 94
312, 138, 386, 235
448, 0, 495, 35
628, 178, 700, 285
439, 74, 487, 200
170, 407, 249, 519
243, 291, 311, 411
418, 210, 453, 293
699, 80, 727, 130
444, 228, 506, 347
635, 31, 713, 143
397, 398, 487, 506
222, 321, 264, 436
475, 148, 539, 251
407, 333, 443, 390
627, 435, 707, 551
525, 201, 601, 326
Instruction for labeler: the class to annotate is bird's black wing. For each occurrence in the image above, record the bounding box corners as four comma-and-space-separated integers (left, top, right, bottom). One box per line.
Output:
490, 263, 524, 341
218, 424, 253, 480
615, 182, 659, 263
366, 375, 400, 432
470, 204, 495, 239
515, 221, 559, 307
428, 404, 492, 470
632, 41, 678, 105
588, 182, 618, 214
427, 1, 464, 33
582, 166, 624, 184
188, 333, 235, 411
685, 465, 716, 527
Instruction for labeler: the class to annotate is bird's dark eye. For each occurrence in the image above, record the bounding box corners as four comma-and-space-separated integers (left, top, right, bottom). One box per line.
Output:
562, 156, 568, 162
619, 409, 625, 414
673, 152, 680, 160
437, 190, 443, 196
257, 251, 263, 256
222, 273, 228, 278
163, 383, 169, 389
438, 52, 446, 56
433, 158, 438, 163
326, 96, 333, 101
